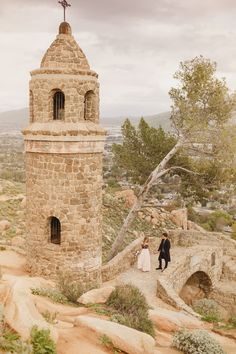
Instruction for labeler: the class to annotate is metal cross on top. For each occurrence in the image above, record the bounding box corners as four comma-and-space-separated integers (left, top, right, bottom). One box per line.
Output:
58, 0, 71, 22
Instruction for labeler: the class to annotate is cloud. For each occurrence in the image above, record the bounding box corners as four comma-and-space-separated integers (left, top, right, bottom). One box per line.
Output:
0, 0, 236, 116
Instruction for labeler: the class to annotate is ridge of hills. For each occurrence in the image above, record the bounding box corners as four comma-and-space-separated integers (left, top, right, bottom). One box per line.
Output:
0, 108, 171, 133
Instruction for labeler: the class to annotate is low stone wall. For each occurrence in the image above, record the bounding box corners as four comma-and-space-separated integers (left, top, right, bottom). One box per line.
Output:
101, 237, 143, 282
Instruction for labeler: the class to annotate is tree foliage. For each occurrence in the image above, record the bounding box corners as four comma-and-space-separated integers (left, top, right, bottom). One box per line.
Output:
109, 56, 236, 260
113, 118, 190, 184
169, 56, 235, 134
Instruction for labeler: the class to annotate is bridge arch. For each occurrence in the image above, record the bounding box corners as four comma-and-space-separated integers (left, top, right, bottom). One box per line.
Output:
179, 271, 212, 306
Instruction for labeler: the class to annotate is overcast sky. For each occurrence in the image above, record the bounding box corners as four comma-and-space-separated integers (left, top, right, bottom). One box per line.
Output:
1, 0, 236, 117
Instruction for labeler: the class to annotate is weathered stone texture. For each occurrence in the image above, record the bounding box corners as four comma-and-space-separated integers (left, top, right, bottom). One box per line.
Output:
23, 22, 106, 289
25, 152, 103, 287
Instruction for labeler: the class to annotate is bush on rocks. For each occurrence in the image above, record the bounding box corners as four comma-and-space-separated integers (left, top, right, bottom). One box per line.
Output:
193, 298, 222, 323
106, 284, 155, 337
30, 326, 56, 354
57, 271, 83, 303
172, 329, 226, 354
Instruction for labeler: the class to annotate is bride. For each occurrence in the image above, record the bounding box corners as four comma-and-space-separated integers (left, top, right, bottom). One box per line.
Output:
137, 236, 151, 272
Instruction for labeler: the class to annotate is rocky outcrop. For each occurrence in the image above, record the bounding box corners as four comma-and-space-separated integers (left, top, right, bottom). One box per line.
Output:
74, 315, 156, 354
115, 189, 137, 208
0, 274, 58, 341
78, 286, 115, 304
149, 308, 205, 332
170, 208, 188, 230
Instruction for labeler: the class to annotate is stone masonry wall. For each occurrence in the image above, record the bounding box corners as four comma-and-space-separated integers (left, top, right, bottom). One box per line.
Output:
25, 151, 103, 288
29, 75, 99, 124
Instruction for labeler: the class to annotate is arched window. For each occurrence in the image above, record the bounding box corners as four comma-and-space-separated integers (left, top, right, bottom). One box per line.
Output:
50, 217, 61, 244
53, 91, 65, 120
84, 90, 95, 121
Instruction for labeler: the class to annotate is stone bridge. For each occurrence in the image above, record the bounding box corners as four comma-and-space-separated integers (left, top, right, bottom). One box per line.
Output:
102, 230, 235, 315
156, 245, 223, 315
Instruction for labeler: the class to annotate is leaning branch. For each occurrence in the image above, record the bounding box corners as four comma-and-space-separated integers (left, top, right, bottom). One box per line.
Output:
108, 137, 185, 260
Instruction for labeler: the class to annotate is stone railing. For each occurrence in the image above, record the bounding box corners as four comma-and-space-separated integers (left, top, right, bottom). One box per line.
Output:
101, 237, 143, 282
156, 245, 223, 315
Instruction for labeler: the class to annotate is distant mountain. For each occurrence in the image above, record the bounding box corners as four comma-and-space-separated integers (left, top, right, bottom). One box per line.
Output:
0, 108, 28, 133
101, 112, 171, 130
0, 108, 171, 134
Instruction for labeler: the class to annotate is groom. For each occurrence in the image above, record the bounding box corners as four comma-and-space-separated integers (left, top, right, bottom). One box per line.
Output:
156, 232, 171, 272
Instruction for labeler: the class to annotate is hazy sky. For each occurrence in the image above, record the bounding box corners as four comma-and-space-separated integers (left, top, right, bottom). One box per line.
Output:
1, 0, 236, 117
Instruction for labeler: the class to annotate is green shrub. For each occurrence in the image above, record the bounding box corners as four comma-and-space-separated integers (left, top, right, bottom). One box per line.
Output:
30, 326, 56, 354
193, 299, 222, 323
57, 271, 83, 303
107, 284, 155, 337
187, 206, 200, 223
31, 288, 68, 304
172, 329, 226, 354
201, 222, 213, 231
99, 334, 122, 353
0, 325, 32, 354
228, 317, 236, 328
41, 311, 58, 325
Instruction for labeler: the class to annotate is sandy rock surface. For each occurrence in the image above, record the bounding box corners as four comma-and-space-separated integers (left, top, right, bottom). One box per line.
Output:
0, 274, 57, 341
149, 308, 205, 332
78, 285, 115, 304
75, 315, 156, 354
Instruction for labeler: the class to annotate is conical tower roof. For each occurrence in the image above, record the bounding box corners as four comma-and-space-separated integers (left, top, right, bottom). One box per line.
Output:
40, 22, 90, 71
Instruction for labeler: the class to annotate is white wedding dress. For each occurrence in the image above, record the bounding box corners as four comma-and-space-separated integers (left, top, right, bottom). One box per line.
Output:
137, 247, 151, 272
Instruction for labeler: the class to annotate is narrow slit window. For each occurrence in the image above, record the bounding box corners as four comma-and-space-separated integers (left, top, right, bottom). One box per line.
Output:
53, 91, 65, 120
50, 217, 61, 244
84, 90, 95, 121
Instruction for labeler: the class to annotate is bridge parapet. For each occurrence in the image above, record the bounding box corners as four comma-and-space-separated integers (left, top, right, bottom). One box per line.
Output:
156, 245, 223, 315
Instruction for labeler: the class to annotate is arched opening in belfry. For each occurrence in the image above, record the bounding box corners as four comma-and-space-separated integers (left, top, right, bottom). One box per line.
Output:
53, 90, 65, 120
50, 217, 61, 245
179, 271, 212, 306
29, 90, 34, 123
84, 90, 95, 121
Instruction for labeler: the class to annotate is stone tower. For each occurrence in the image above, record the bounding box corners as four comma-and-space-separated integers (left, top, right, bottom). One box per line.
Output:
22, 22, 106, 288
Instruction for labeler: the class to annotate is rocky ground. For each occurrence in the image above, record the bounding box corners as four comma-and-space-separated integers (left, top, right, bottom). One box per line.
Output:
0, 250, 235, 354
0, 179, 236, 353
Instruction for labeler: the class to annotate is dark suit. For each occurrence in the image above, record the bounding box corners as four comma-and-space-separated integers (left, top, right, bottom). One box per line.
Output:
158, 238, 171, 269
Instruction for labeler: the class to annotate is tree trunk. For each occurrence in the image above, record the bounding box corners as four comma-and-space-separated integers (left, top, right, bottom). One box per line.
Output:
108, 138, 184, 261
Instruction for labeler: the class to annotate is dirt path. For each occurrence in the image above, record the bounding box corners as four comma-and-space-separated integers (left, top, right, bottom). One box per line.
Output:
109, 249, 183, 310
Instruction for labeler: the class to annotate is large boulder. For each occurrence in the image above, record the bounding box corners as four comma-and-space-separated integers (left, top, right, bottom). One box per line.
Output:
74, 315, 155, 354
1, 274, 58, 341
170, 209, 188, 230
115, 190, 137, 208
78, 286, 115, 304
0, 220, 11, 233
149, 308, 204, 332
